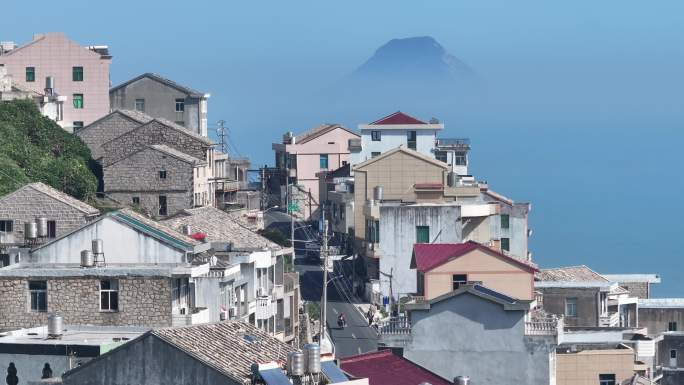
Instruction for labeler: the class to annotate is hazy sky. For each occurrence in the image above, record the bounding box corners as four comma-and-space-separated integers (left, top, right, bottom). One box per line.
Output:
4, 1, 684, 295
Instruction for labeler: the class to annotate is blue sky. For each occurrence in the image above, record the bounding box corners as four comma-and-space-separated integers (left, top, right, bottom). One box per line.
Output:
4, 1, 684, 295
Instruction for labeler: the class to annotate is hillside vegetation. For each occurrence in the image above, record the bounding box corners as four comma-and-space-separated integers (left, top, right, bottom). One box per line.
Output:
0, 99, 97, 199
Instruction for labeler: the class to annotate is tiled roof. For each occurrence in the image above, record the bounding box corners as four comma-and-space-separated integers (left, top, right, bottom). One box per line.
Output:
369, 111, 427, 125
152, 321, 293, 382
110, 73, 205, 98
412, 241, 539, 273
153, 117, 214, 145
161, 206, 282, 251
15, 182, 100, 216
638, 298, 684, 309
353, 145, 449, 171
149, 144, 204, 165
294, 123, 359, 144
113, 208, 201, 247
340, 350, 452, 385
537, 265, 608, 282
117, 109, 155, 124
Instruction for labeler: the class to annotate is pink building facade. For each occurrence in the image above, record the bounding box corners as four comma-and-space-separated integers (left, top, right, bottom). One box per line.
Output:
0, 32, 111, 132
273, 124, 360, 220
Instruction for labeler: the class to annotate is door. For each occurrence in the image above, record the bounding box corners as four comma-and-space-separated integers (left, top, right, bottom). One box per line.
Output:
671, 349, 677, 368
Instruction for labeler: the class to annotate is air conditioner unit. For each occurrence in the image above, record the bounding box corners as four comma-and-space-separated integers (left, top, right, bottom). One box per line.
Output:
257, 287, 265, 297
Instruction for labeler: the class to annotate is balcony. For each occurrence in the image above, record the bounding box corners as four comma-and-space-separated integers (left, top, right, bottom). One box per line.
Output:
377, 316, 412, 348
435, 138, 471, 150
599, 312, 620, 327
172, 307, 211, 326
256, 297, 277, 320
525, 315, 563, 336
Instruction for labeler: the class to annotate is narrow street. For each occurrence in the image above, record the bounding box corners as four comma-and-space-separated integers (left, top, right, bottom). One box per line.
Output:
265, 211, 378, 358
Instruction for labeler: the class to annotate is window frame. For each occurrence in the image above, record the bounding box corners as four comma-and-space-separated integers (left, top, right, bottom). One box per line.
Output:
25, 67, 35, 82
501, 237, 510, 251
159, 170, 167, 180
319, 154, 329, 169
452, 274, 468, 290
671, 349, 677, 359
158, 195, 168, 216
501, 214, 510, 229
407, 130, 417, 150
132, 197, 140, 205
669, 321, 678, 331
416, 226, 430, 244
134, 98, 145, 112
72, 94, 84, 109
72, 121, 84, 132
100, 279, 119, 312
28, 280, 47, 312
72, 66, 84, 82
371, 130, 381, 141
47, 220, 56, 238
0, 220, 13, 233
565, 297, 578, 317
371, 152, 381, 158
598, 374, 616, 385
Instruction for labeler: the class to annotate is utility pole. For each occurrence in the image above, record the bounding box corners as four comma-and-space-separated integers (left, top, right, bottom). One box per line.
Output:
290, 184, 295, 272
320, 219, 329, 346
215, 120, 227, 154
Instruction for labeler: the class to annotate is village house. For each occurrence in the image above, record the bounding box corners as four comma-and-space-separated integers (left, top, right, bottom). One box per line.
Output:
0, 32, 111, 132
161, 206, 299, 341
0, 208, 213, 331
0, 182, 100, 267
76, 109, 153, 162
272, 123, 360, 220
638, 298, 684, 335
109, 73, 210, 137
603, 274, 661, 299
0, 66, 65, 121
535, 266, 639, 328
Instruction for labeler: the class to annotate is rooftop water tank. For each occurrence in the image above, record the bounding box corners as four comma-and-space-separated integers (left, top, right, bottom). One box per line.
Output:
454, 376, 470, 385
80, 250, 94, 267
303, 343, 321, 374
92, 239, 104, 254
47, 313, 64, 338
24, 222, 37, 239
36, 217, 48, 237
287, 351, 305, 376
373, 186, 383, 201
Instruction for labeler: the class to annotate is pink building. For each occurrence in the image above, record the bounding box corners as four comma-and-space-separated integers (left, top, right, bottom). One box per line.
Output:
0, 32, 111, 132
273, 124, 360, 220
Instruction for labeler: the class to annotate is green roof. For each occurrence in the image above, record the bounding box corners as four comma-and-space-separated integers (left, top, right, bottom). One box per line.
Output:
111, 211, 194, 251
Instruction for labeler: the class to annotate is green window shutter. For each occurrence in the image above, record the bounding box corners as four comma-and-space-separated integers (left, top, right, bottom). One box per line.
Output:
73, 94, 84, 109
501, 237, 510, 251
416, 226, 430, 243
26, 67, 35, 82
501, 214, 510, 229
320, 154, 328, 169
72, 66, 84, 81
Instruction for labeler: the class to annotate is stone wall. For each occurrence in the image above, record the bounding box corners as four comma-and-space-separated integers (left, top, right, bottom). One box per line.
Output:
0, 186, 94, 245
101, 120, 209, 167
76, 112, 143, 161
104, 147, 194, 217
537, 287, 599, 327
0, 277, 172, 331
617, 281, 649, 299
639, 307, 684, 335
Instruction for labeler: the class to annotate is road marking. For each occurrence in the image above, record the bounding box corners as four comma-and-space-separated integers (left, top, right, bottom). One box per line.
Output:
332, 308, 338, 314
351, 333, 356, 339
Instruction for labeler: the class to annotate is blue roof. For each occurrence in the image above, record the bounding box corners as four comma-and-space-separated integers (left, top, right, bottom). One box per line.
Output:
473, 284, 517, 304
259, 368, 292, 385
111, 211, 194, 251
321, 361, 350, 383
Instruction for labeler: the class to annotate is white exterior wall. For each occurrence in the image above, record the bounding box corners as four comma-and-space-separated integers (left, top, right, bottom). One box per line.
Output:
357, 129, 437, 164
30, 217, 187, 264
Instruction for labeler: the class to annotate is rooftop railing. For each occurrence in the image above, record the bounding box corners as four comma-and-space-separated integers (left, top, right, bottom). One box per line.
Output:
436, 138, 471, 147
525, 315, 563, 336
377, 316, 411, 335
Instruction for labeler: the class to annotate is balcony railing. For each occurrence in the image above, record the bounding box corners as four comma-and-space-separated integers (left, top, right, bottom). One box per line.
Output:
599, 311, 620, 327
256, 297, 277, 320
377, 316, 412, 335
525, 316, 563, 336
436, 138, 471, 148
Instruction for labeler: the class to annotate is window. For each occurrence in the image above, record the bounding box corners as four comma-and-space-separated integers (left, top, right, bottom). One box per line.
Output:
72, 66, 83, 81
0, 220, 13, 233
29, 281, 47, 312
454, 155, 467, 166
452, 274, 467, 290
159, 170, 167, 179
135, 98, 145, 112
669, 321, 678, 331
371, 152, 381, 158
565, 298, 577, 317
501, 214, 510, 229
365, 219, 380, 243
342, 161, 348, 166
72, 94, 84, 109
26, 67, 35, 82
501, 237, 510, 251
100, 279, 119, 311
671, 349, 677, 359
320, 154, 329, 169
72, 121, 84, 132
175, 98, 185, 112
416, 226, 430, 243
158, 195, 168, 216
132, 197, 140, 205
599, 374, 616, 385
407, 131, 417, 150
371, 131, 381, 141
435, 151, 447, 163
47, 220, 56, 238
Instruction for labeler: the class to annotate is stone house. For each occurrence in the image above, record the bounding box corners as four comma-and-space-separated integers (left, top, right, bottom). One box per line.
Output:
0, 182, 100, 263
378, 283, 559, 384
638, 298, 684, 335
0, 208, 213, 331
657, 333, 684, 385
99, 118, 215, 216
104, 144, 210, 218
603, 274, 661, 299
0, 32, 111, 132
272, 123, 360, 220
536, 266, 638, 328
161, 206, 299, 342
109, 73, 210, 137
76, 109, 153, 162
411, 241, 538, 302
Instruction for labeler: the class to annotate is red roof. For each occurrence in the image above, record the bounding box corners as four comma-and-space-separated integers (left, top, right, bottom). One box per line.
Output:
340, 350, 452, 385
412, 241, 539, 273
370, 111, 427, 125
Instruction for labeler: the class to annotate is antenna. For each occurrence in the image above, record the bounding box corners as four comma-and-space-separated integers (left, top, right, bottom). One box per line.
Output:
215, 120, 227, 155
